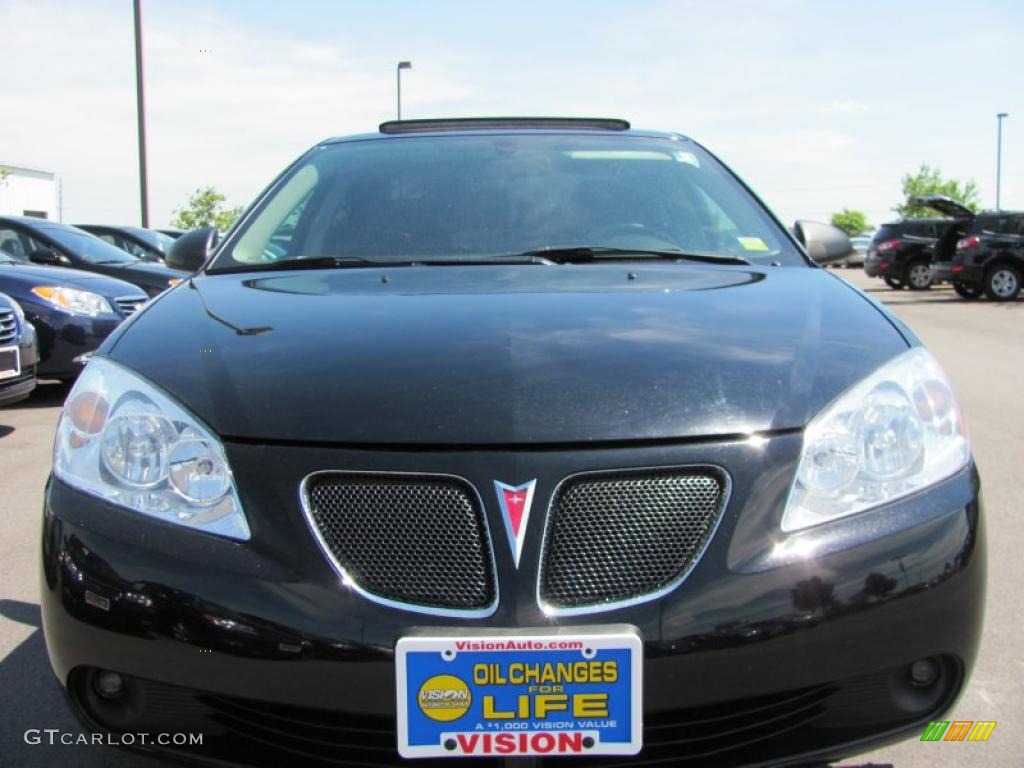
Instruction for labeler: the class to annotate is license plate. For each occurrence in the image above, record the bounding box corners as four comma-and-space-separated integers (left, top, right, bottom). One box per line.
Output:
0, 347, 19, 380
396, 626, 642, 759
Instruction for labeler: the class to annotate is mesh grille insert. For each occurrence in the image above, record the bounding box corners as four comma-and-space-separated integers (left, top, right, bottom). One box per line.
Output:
540, 469, 726, 609
305, 473, 495, 611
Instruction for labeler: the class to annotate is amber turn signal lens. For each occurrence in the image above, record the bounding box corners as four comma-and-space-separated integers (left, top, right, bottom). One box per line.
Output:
68, 392, 110, 435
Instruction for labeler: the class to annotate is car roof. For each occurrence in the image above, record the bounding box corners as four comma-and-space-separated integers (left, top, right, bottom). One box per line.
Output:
320, 117, 690, 146
75, 224, 146, 235
0, 215, 81, 232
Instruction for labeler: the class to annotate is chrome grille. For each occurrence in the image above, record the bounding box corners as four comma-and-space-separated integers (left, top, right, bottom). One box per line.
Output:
539, 469, 726, 611
303, 473, 496, 614
0, 309, 15, 344
115, 296, 147, 316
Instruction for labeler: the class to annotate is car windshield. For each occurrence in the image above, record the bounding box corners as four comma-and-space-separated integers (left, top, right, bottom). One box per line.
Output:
129, 228, 175, 252
43, 228, 138, 264
212, 134, 804, 270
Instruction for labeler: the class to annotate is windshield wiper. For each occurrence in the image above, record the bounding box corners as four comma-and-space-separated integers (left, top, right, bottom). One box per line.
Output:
511, 246, 751, 265
206, 247, 749, 275
208, 256, 403, 274
207, 254, 562, 274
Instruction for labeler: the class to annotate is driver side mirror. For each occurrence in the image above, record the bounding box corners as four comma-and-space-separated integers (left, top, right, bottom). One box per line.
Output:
28, 248, 70, 266
166, 227, 219, 272
792, 221, 854, 265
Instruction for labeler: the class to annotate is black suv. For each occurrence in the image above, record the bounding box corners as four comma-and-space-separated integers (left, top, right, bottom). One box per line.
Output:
863, 217, 956, 290
926, 201, 1024, 301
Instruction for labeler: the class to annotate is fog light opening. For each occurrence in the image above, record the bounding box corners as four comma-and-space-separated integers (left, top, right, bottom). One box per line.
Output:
909, 658, 940, 688
93, 670, 125, 700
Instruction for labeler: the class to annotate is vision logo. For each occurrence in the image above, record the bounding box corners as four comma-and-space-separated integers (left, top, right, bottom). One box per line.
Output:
920, 720, 997, 742
417, 674, 472, 723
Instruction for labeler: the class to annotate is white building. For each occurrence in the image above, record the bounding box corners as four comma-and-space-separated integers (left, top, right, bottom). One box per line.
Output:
0, 163, 58, 220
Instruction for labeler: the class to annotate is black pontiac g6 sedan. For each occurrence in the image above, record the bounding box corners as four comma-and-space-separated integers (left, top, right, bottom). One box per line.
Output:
42, 118, 984, 767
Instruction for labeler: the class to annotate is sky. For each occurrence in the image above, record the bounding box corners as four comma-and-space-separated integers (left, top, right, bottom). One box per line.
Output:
1, 0, 1022, 228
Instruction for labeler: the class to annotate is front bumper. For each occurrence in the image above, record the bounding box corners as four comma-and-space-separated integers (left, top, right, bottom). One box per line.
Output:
30, 311, 121, 379
0, 367, 36, 405
41, 437, 986, 767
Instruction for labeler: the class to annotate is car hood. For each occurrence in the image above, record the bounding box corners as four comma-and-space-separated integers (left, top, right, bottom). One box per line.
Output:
107, 265, 908, 445
0, 262, 145, 297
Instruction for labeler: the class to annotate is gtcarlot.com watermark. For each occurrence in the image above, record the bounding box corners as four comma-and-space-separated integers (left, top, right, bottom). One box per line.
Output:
25, 729, 203, 747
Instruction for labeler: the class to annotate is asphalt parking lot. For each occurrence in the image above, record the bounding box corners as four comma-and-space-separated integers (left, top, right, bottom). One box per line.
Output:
0, 269, 1020, 767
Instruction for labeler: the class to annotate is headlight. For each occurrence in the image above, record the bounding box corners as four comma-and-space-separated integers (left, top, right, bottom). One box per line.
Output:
31, 286, 113, 316
782, 347, 968, 532
54, 357, 250, 540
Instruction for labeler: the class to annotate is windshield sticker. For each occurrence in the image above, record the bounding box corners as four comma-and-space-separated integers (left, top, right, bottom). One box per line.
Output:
737, 237, 769, 252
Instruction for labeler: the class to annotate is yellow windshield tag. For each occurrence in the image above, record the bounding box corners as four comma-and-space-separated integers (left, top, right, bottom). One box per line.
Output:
737, 237, 769, 252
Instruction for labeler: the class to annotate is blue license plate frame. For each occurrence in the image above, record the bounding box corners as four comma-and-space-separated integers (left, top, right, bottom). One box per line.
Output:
396, 626, 642, 759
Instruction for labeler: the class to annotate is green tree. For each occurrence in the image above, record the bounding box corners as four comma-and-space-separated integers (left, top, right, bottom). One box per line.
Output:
896, 165, 980, 219
170, 186, 244, 232
830, 209, 870, 237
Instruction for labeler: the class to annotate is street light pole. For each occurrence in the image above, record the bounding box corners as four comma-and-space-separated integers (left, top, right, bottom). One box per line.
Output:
396, 61, 412, 120
996, 112, 1008, 211
133, 0, 149, 227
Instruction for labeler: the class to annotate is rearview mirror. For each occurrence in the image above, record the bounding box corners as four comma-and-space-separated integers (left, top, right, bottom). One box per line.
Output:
28, 248, 69, 266
792, 221, 854, 265
166, 227, 219, 272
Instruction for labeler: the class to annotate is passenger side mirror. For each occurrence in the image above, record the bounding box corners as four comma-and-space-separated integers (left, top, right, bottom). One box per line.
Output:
28, 248, 69, 266
792, 221, 854, 265
166, 227, 219, 272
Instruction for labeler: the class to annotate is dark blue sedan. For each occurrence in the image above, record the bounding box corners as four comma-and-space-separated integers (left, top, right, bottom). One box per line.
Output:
0, 216, 188, 298
0, 251, 147, 380
0, 291, 38, 405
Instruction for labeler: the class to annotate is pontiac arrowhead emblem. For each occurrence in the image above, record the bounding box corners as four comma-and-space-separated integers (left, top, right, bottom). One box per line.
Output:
494, 479, 537, 568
